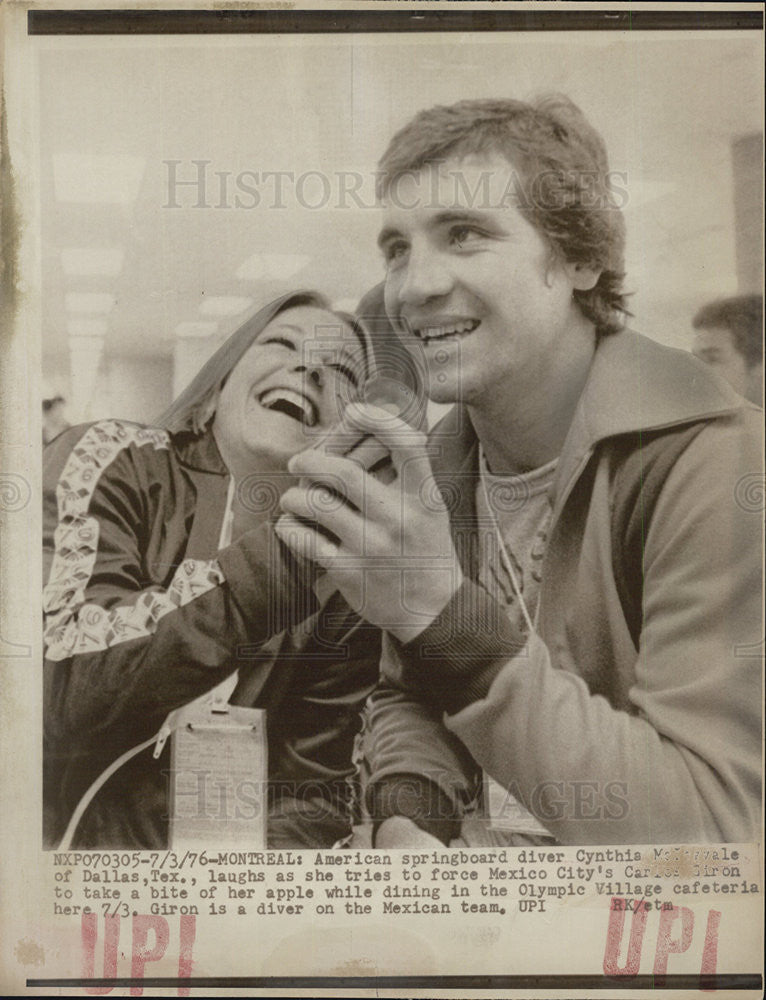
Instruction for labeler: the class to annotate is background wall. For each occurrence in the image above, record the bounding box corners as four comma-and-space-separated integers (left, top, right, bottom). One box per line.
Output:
36, 29, 763, 424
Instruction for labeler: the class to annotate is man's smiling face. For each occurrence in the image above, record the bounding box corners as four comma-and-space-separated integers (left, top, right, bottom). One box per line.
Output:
379, 154, 592, 407
212, 305, 363, 475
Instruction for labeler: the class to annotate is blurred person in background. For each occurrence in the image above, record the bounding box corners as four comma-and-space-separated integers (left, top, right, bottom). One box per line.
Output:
42, 385, 70, 445
43, 290, 382, 850
692, 294, 763, 405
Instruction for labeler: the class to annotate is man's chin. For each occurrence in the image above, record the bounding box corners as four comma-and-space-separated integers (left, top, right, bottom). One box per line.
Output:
423, 386, 458, 407
421, 370, 468, 406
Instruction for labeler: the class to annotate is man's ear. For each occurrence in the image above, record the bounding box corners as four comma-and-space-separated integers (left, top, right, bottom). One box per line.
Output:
565, 261, 601, 291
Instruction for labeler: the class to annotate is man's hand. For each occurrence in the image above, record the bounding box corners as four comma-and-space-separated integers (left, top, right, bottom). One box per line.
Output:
275, 403, 463, 644
374, 816, 445, 849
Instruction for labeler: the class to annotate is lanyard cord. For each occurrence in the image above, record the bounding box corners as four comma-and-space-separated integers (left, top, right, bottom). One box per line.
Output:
58, 485, 242, 852
478, 445, 538, 636
57, 733, 161, 851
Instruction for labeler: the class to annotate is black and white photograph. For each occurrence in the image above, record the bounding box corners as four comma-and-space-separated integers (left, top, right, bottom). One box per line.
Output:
1, 2, 763, 994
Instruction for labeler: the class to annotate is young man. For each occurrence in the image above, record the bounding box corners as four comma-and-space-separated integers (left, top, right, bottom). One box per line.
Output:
692, 294, 763, 405
278, 98, 762, 846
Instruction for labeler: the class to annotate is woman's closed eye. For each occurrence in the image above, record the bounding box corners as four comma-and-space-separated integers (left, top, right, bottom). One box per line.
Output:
327, 362, 359, 388
261, 336, 296, 351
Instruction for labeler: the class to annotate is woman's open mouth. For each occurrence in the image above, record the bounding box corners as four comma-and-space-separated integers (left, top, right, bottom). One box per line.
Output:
258, 388, 318, 427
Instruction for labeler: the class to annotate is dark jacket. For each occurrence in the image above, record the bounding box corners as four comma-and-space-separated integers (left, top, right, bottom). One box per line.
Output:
43, 419, 380, 848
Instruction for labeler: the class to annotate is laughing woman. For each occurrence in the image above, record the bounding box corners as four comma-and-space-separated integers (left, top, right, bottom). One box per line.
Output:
43, 291, 380, 850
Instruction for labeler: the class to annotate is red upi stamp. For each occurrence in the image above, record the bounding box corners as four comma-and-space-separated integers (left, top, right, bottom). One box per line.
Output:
81, 912, 196, 996
604, 898, 721, 986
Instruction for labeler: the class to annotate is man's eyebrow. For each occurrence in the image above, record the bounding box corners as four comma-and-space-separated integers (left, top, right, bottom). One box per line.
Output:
431, 209, 496, 227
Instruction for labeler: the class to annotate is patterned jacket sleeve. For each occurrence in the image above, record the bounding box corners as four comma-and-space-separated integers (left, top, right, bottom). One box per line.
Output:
43, 421, 316, 752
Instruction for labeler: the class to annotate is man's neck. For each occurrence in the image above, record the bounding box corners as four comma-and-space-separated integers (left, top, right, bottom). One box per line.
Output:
469, 322, 597, 475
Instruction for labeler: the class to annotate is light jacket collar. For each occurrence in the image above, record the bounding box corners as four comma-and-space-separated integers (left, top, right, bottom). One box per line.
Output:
552, 328, 747, 514
574, 328, 745, 440
429, 327, 748, 559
